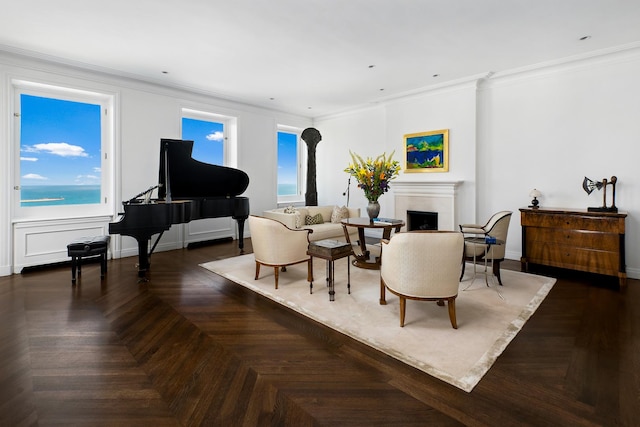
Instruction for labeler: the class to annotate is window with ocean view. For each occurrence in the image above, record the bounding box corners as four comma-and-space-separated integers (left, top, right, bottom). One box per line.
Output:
277, 128, 303, 203
19, 94, 102, 208
13, 80, 114, 220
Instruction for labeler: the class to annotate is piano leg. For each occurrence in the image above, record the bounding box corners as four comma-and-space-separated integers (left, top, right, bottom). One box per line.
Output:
126, 231, 165, 282
236, 217, 247, 251
136, 238, 151, 280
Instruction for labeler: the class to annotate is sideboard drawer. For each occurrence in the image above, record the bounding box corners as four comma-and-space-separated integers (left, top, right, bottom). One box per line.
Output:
521, 212, 624, 233
525, 242, 620, 276
525, 227, 620, 251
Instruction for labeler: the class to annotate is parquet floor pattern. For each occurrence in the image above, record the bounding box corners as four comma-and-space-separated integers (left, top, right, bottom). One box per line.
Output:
1, 238, 638, 426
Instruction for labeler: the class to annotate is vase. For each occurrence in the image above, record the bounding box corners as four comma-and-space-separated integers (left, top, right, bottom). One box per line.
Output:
366, 200, 380, 220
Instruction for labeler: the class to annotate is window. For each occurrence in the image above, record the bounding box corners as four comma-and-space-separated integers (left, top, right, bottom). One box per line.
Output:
181, 116, 225, 166
277, 126, 304, 204
13, 80, 114, 220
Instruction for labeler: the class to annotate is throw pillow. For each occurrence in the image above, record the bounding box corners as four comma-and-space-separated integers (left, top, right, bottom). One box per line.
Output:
330, 205, 350, 223
305, 213, 324, 225
283, 206, 302, 228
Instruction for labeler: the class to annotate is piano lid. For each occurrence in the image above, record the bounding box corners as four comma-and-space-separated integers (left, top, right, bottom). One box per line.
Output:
158, 138, 249, 199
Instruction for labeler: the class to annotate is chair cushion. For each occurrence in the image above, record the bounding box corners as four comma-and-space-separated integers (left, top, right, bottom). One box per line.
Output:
307, 223, 345, 241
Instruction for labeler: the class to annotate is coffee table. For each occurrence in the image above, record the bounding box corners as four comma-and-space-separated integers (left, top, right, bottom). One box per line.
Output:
307, 239, 353, 301
341, 217, 404, 269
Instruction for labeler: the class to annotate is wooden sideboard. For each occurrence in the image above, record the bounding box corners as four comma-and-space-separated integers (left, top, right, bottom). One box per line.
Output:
520, 207, 627, 286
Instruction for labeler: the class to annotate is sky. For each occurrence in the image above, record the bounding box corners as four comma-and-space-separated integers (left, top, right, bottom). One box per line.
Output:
277, 131, 298, 187
181, 117, 224, 164
20, 94, 101, 186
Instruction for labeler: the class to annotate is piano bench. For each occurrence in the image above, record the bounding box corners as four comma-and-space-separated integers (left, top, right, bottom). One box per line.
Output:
67, 235, 110, 285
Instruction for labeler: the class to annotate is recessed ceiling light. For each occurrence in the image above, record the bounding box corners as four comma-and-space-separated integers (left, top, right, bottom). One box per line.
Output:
379, 88, 385, 91
269, 97, 275, 101
161, 71, 169, 74
433, 74, 440, 78
579, 35, 591, 41
368, 65, 375, 69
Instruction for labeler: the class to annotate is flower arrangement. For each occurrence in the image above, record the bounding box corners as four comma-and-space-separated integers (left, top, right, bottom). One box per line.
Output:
344, 151, 401, 202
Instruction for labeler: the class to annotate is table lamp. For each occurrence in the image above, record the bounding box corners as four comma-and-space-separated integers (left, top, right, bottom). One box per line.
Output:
529, 189, 541, 208
582, 176, 618, 212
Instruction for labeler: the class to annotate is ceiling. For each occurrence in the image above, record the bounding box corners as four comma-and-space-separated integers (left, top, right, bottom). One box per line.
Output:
2, 0, 640, 118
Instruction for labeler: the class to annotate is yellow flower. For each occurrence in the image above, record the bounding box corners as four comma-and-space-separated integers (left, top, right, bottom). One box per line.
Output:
344, 150, 401, 202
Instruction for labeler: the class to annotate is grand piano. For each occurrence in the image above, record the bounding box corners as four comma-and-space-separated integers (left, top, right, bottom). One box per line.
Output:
109, 138, 250, 279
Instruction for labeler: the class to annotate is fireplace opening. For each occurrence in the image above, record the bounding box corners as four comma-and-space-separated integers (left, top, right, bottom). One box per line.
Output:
407, 210, 438, 231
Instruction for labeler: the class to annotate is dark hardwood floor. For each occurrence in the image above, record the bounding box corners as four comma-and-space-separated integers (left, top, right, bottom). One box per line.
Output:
1, 238, 638, 426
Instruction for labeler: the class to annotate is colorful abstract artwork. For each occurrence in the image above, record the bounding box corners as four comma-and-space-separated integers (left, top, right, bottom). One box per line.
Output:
404, 129, 449, 172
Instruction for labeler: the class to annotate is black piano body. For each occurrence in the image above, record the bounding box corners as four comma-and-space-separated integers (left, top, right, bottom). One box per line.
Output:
109, 138, 250, 278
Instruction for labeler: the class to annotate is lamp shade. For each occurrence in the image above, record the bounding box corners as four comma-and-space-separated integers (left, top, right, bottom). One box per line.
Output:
529, 188, 541, 198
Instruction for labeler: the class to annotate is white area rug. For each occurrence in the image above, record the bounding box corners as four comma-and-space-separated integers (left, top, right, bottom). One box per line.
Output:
200, 255, 555, 392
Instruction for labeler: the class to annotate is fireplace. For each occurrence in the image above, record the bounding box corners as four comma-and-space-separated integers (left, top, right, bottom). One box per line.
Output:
407, 210, 438, 231
393, 180, 461, 231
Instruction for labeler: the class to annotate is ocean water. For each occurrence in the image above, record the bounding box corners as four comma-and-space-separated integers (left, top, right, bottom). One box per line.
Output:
21, 185, 101, 207
22, 183, 293, 206
278, 183, 297, 196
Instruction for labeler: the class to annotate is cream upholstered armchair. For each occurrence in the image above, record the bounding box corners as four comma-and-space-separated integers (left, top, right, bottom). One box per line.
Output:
459, 211, 512, 285
380, 231, 464, 328
248, 215, 313, 289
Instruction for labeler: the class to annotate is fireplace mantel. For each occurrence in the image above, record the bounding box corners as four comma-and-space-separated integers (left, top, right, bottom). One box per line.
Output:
393, 180, 462, 231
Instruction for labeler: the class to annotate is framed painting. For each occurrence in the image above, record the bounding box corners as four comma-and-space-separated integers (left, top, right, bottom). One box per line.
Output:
404, 129, 449, 172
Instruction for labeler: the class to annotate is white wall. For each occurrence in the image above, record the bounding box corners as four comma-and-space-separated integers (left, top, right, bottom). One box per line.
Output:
315, 47, 640, 279
316, 82, 478, 225
483, 48, 640, 278
315, 106, 388, 214
384, 82, 478, 225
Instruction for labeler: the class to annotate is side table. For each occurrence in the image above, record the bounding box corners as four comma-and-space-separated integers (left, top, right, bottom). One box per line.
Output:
307, 239, 353, 301
341, 217, 404, 269
462, 236, 504, 299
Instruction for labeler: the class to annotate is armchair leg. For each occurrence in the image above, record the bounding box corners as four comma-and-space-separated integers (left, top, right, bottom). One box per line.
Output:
493, 259, 503, 286
274, 267, 279, 289
447, 297, 458, 329
254, 262, 261, 280
380, 278, 387, 305
399, 297, 406, 327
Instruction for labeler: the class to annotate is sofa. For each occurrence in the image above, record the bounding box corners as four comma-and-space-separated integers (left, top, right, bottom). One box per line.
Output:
262, 205, 361, 242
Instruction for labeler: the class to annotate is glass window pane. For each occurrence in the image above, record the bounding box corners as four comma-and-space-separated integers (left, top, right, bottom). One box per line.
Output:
182, 117, 224, 165
20, 94, 101, 207
277, 131, 298, 196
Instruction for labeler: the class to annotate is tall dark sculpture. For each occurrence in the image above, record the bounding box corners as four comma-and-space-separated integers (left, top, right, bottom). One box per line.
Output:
302, 127, 321, 206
